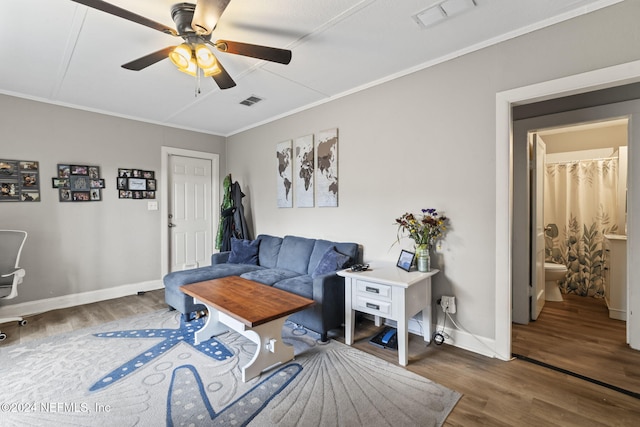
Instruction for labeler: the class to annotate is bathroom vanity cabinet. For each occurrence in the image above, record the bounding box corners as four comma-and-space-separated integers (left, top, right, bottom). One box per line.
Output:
603, 235, 627, 321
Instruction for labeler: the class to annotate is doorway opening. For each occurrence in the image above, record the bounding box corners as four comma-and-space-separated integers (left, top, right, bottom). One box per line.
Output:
511, 117, 636, 394
532, 118, 628, 322
495, 62, 640, 362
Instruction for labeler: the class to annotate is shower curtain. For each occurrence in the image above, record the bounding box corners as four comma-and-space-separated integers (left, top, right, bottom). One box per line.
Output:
544, 158, 619, 297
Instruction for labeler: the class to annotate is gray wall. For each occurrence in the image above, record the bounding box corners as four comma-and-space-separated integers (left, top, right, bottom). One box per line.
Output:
2, 1, 639, 350
225, 1, 640, 343
1, 95, 225, 304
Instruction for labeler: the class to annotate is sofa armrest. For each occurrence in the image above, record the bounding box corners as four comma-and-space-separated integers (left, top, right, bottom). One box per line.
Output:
312, 272, 345, 304
211, 251, 230, 265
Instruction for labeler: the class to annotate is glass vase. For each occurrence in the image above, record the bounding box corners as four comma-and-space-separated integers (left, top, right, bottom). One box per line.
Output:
415, 244, 430, 272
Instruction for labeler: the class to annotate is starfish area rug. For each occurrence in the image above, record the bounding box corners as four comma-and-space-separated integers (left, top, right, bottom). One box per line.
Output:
0, 309, 461, 426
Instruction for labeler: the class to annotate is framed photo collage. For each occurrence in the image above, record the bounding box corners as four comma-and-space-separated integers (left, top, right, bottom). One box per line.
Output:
53, 164, 105, 202
0, 159, 40, 202
117, 168, 156, 199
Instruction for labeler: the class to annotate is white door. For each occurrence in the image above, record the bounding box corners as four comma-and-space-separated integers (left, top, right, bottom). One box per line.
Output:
168, 155, 213, 273
530, 134, 546, 320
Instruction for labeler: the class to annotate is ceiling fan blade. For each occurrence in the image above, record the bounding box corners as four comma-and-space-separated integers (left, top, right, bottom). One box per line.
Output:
214, 40, 292, 64
122, 47, 175, 71
192, 0, 231, 35
210, 59, 236, 90
71, 0, 177, 36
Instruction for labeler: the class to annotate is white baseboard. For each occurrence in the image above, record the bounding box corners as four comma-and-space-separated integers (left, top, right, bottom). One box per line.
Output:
430, 321, 499, 358
365, 313, 499, 359
0, 280, 164, 319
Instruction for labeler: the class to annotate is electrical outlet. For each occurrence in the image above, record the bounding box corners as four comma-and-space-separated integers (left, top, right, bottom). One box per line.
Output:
440, 296, 456, 314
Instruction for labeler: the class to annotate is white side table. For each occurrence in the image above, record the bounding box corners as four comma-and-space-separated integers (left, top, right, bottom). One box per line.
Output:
338, 262, 438, 366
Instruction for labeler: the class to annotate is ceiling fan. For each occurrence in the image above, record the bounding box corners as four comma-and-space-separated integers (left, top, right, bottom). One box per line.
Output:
71, 0, 292, 90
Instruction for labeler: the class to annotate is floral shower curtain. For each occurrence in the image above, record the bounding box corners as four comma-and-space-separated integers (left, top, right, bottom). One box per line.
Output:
544, 158, 619, 297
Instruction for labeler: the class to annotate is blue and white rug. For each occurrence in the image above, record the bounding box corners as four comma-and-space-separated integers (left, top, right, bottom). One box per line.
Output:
0, 310, 460, 426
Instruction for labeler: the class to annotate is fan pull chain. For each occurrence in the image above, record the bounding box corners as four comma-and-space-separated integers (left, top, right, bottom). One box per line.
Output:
194, 67, 202, 97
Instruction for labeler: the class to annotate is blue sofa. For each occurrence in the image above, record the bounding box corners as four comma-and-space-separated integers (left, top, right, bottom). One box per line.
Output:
163, 234, 360, 341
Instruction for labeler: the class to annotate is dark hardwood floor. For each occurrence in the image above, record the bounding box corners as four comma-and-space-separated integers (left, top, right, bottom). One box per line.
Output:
0, 290, 166, 346
2, 289, 639, 426
512, 293, 640, 396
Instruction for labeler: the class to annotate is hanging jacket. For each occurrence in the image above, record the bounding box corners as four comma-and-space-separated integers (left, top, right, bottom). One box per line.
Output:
231, 180, 251, 241
216, 175, 233, 250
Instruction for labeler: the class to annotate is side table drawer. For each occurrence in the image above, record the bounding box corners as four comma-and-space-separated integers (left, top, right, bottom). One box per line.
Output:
356, 280, 392, 300
355, 295, 392, 316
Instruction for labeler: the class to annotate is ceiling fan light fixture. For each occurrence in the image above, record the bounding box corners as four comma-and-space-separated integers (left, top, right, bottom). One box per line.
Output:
202, 63, 221, 77
195, 44, 216, 68
191, 0, 231, 35
176, 56, 198, 77
169, 43, 192, 69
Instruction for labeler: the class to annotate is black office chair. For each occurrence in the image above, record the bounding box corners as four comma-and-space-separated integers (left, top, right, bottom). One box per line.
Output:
0, 230, 28, 341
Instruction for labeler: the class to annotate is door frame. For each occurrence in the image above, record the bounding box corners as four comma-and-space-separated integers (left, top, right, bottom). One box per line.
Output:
495, 59, 640, 360
530, 134, 546, 321
161, 147, 220, 278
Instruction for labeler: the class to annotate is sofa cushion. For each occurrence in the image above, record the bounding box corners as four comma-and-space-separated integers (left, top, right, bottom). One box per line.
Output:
227, 238, 260, 265
255, 234, 283, 268
273, 276, 314, 300
240, 268, 301, 286
308, 239, 359, 275
276, 235, 316, 275
311, 246, 352, 278
164, 263, 264, 288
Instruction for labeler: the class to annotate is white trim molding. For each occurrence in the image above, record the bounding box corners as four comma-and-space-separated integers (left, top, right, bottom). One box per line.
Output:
495, 59, 640, 360
0, 280, 164, 319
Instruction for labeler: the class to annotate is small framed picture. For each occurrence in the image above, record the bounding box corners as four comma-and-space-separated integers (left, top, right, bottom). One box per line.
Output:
90, 179, 105, 189
21, 191, 39, 202
0, 160, 18, 177
59, 189, 71, 202
116, 177, 127, 190
128, 177, 146, 191
72, 191, 91, 201
396, 250, 415, 272
1, 182, 19, 200
58, 164, 70, 178
20, 161, 39, 171
52, 178, 69, 188
142, 170, 154, 179
21, 173, 38, 188
88, 166, 100, 179
118, 168, 132, 178
90, 189, 101, 201
71, 165, 88, 175
70, 175, 90, 191
146, 179, 156, 191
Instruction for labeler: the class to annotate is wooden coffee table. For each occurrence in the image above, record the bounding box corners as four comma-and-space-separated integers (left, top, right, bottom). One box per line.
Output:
180, 276, 314, 382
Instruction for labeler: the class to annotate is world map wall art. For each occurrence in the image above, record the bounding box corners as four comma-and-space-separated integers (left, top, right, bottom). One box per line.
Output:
295, 134, 314, 208
276, 128, 338, 208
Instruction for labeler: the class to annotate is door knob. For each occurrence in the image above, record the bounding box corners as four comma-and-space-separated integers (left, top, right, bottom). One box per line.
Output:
168, 223, 176, 228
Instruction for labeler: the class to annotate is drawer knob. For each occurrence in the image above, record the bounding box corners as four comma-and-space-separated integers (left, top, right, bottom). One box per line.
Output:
365, 286, 379, 294
366, 302, 380, 310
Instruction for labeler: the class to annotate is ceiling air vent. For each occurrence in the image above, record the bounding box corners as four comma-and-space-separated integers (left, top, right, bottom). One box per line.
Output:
239, 95, 263, 107
414, 0, 476, 29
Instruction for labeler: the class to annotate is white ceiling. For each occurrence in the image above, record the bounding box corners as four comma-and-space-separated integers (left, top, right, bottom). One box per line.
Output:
0, 0, 621, 136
